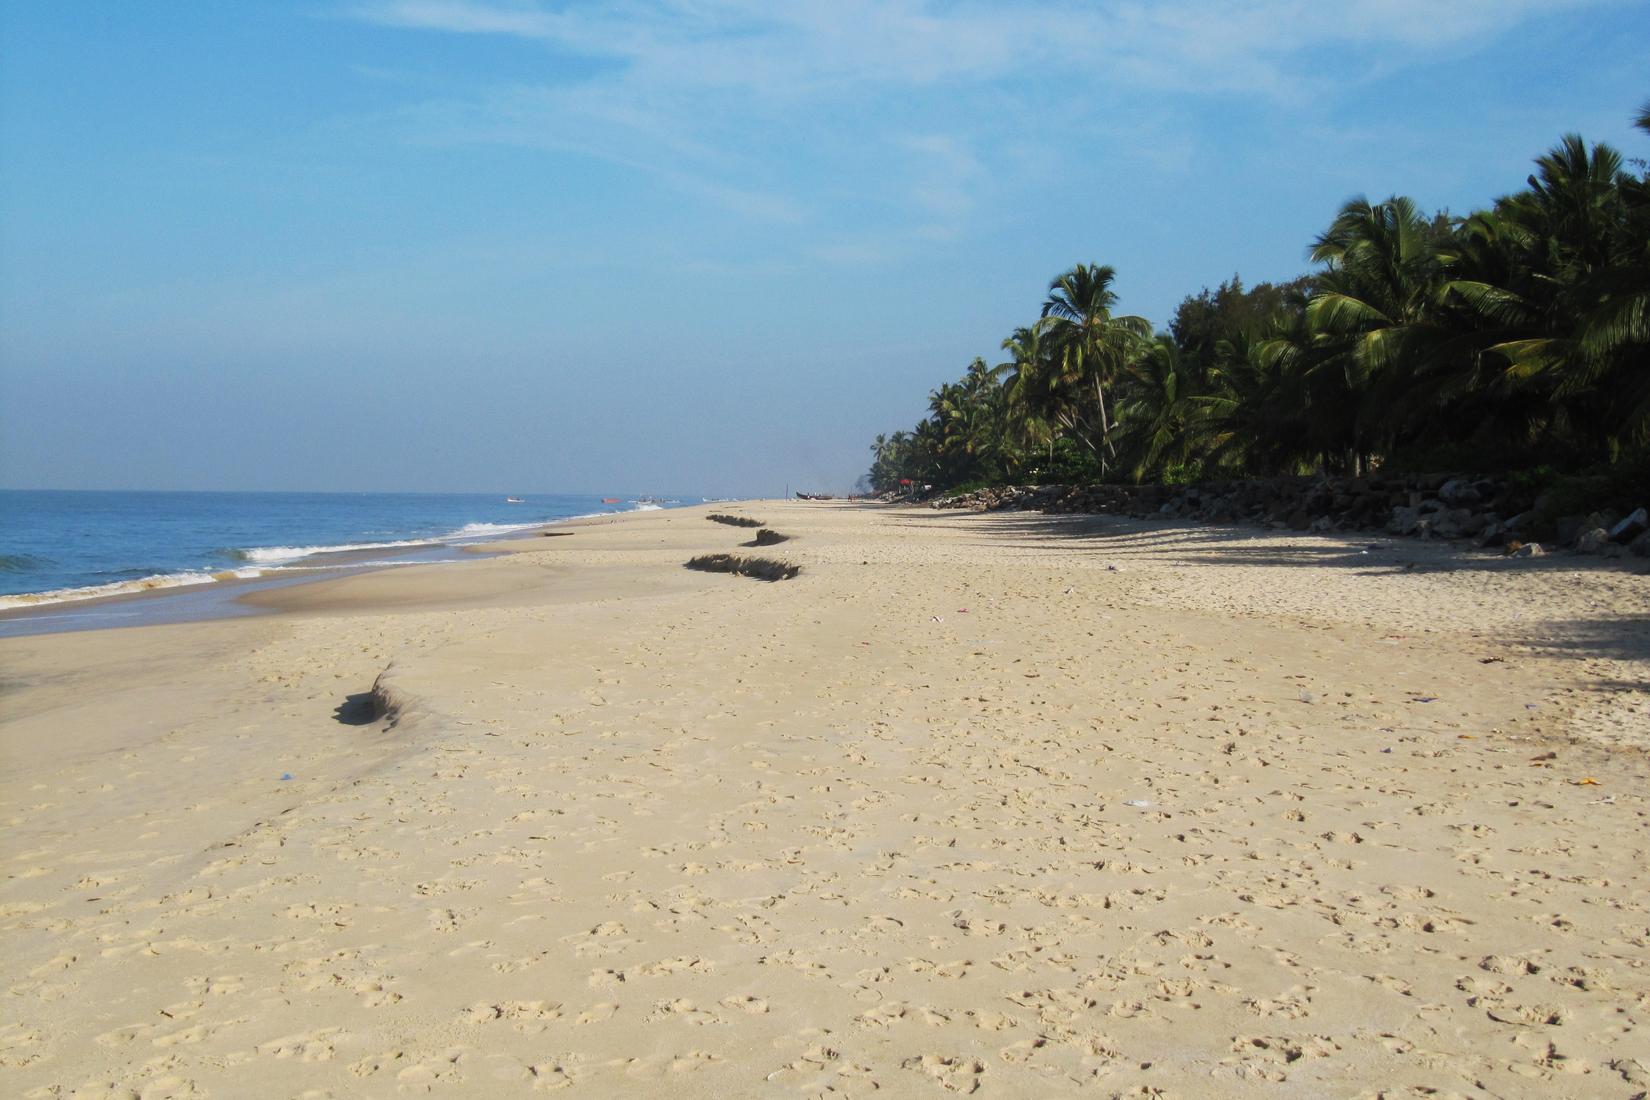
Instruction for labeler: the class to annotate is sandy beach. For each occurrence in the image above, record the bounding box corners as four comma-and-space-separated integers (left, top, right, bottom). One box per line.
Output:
3, 501, 1648, 1098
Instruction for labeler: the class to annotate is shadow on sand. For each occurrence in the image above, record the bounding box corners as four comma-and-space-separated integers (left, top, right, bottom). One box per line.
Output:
876, 508, 1649, 672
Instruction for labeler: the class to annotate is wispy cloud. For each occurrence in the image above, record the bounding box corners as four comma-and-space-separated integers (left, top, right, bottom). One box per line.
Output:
340, 0, 1604, 251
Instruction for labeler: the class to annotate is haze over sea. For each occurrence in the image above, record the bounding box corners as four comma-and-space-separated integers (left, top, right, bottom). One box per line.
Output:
0, 490, 685, 609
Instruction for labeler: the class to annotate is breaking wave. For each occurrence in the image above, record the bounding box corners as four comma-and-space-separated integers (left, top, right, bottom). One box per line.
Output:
231, 540, 434, 566
0, 567, 264, 610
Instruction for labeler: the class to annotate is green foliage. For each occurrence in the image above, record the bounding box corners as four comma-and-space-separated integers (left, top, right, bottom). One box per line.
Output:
868, 100, 1650, 496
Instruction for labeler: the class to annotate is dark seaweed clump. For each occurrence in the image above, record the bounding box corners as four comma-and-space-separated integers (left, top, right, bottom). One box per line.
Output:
685, 554, 800, 581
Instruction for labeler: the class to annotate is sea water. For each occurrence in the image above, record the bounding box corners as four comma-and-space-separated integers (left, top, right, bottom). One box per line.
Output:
0, 490, 682, 611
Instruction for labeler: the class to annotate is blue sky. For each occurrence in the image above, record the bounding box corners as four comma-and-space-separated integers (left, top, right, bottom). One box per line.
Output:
2, 1, 1646, 496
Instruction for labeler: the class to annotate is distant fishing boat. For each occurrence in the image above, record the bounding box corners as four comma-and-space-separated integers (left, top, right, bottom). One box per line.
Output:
601, 497, 621, 504
505, 497, 524, 504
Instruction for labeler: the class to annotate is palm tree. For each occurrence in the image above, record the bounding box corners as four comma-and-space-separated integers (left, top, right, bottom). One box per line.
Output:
1114, 336, 1206, 480
1039, 264, 1152, 473
999, 323, 1065, 468
1477, 134, 1648, 454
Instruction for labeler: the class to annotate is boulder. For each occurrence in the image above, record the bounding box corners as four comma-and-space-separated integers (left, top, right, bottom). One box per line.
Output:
1438, 477, 1481, 507
1555, 515, 1589, 545
1511, 541, 1545, 558
1387, 507, 1422, 536
1575, 527, 1612, 553
1610, 507, 1648, 544
1431, 508, 1480, 540
1631, 530, 1650, 558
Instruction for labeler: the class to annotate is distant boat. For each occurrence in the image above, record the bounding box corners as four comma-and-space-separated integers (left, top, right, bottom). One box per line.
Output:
505, 497, 524, 504
601, 497, 621, 504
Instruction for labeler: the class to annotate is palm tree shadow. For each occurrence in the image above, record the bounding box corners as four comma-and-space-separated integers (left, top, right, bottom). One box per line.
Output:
1509, 614, 1650, 678
956, 511, 1648, 578
915, 511, 1650, 673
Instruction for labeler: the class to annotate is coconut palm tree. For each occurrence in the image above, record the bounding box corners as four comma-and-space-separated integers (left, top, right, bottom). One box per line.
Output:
1114, 336, 1206, 480
1039, 264, 1153, 473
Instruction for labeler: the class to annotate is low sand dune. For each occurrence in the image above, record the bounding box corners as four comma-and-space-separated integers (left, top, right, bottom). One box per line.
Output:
2, 502, 1647, 1097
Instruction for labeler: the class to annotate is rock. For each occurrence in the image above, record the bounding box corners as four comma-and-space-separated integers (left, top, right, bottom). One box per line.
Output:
1575, 527, 1611, 553
1431, 508, 1479, 540
1610, 507, 1648, 544
1631, 530, 1650, 558
1309, 515, 1333, 533
1555, 515, 1589, 546
1511, 542, 1545, 558
1438, 477, 1481, 506
1387, 506, 1421, 536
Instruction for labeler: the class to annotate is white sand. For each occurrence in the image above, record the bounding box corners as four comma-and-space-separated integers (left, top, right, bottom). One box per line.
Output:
3, 502, 1648, 1097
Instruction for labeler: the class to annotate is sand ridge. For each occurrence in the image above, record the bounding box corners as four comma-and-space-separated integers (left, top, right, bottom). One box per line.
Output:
2, 502, 1647, 1097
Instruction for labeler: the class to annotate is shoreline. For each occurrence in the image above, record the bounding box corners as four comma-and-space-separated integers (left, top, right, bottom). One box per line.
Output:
0, 504, 682, 638
3, 501, 1647, 1096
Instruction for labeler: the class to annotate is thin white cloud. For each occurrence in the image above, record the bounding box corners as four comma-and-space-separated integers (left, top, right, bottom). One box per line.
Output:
340, 0, 1605, 248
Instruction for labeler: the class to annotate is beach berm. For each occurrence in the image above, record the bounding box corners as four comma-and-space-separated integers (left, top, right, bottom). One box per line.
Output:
2, 501, 1647, 1097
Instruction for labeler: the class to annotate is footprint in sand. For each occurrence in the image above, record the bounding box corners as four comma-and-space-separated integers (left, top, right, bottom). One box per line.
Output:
649, 998, 719, 1025
901, 1053, 985, 1094
464, 1000, 563, 1033
574, 1002, 619, 1025
720, 994, 769, 1014
256, 1027, 343, 1062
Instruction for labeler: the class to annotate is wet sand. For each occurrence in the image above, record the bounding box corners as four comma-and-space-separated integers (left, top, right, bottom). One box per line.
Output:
3, 502, 1648, 1097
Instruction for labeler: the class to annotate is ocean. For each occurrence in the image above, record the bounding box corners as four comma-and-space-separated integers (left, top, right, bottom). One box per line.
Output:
0, 490, 686, 623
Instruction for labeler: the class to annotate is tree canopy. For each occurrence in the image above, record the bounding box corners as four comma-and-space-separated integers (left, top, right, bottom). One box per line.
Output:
868, 103, 1650, 495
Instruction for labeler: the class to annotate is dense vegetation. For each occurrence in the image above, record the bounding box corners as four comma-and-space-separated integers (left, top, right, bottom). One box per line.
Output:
868, 104, 1650, 498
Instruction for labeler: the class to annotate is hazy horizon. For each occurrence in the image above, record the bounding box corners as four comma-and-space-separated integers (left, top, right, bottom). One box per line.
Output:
3, 1, 1646, 496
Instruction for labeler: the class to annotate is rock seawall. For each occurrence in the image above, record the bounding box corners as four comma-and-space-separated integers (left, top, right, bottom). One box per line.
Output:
934, 475, 1650, 558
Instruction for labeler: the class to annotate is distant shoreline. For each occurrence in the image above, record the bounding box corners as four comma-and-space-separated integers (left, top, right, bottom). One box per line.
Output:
0, 492, 700, 638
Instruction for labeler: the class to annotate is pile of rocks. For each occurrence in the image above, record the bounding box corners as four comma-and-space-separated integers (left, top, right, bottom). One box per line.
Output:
933, 475, 1650, 559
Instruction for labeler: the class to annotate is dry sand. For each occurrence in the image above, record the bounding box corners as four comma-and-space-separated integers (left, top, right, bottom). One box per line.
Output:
3, 502, 1648, 1098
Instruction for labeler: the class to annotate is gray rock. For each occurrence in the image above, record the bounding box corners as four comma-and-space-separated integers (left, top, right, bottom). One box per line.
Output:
1576, 527, 1611, 553
1438, 477, 1481, 506
1387, 506, 1421, 536
1555, 515, 1588, 545
1631, 530, 1650, 558
1610, 507, 1648, 544
1511, 542, 1545, 558
1431, 508, 1479, 540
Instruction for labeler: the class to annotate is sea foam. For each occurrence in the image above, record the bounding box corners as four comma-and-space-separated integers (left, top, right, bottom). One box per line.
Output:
0, 567, 263, 610
234, 540, 434, 565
